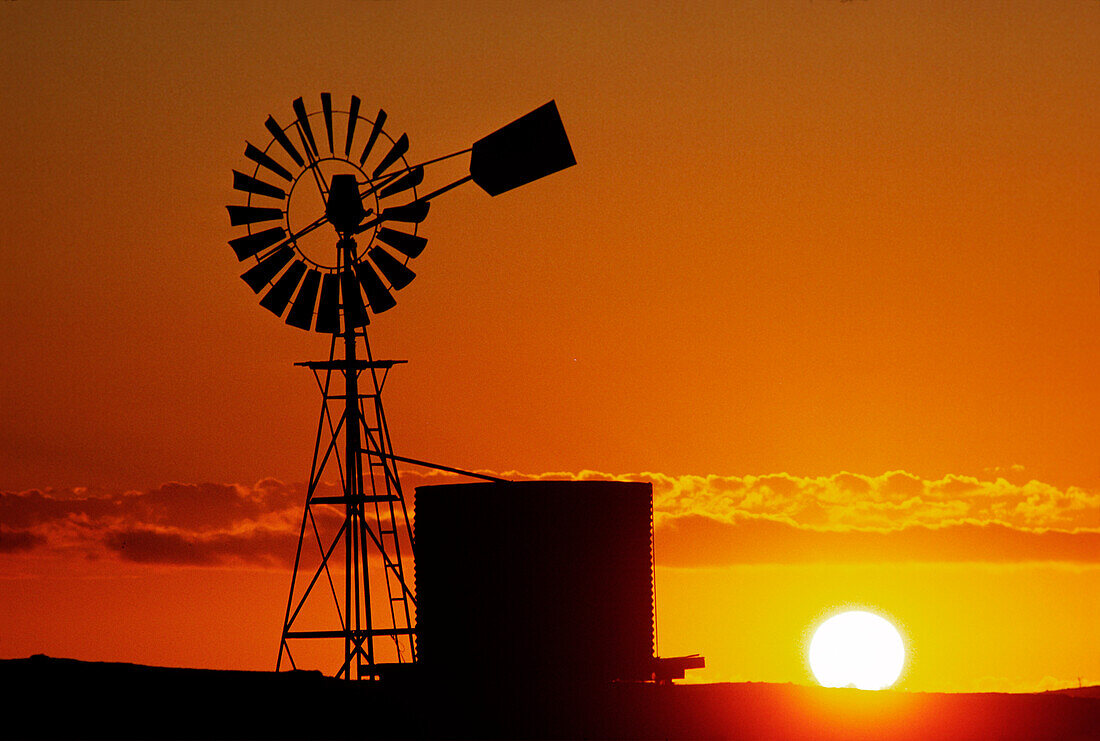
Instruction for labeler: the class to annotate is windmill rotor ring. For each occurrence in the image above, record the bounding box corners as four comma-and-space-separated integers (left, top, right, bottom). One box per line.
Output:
227, 94, 427, 333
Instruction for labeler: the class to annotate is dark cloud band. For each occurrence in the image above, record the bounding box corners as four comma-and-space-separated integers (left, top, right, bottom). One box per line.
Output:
1, 471, 1096, 567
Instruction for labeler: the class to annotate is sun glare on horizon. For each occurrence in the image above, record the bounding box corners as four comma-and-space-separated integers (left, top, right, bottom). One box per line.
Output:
809, 610, 905, 691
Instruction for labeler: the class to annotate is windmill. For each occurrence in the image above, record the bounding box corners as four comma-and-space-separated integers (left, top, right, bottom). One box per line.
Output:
225, 94, 575, 680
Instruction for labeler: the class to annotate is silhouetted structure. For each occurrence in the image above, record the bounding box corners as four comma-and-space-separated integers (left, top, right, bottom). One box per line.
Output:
415, 480, 704, 683
225, 94, 576, 679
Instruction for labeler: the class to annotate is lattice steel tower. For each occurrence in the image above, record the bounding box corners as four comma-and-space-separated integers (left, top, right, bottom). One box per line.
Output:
224, 94, 575, 679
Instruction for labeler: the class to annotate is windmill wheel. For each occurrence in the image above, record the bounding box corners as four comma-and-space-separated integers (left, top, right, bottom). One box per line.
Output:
227, 94, 428, 333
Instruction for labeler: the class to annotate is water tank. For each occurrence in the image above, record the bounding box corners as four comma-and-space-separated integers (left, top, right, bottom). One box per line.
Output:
414, 480, 655, 682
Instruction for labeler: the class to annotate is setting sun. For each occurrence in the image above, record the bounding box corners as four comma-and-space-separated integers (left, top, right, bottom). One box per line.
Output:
809, 611, 905, 691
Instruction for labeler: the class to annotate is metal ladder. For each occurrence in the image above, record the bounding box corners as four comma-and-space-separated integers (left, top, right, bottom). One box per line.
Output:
359, 350, 417, 663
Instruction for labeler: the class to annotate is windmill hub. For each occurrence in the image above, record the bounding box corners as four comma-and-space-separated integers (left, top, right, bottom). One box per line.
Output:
326, 173, 368, 236
283, 159, 376, 270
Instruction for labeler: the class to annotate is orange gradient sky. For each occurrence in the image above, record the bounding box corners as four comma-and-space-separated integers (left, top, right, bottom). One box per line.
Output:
1, 2, 1098, 692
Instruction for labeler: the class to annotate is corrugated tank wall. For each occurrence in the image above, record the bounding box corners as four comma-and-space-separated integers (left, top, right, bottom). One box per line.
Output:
414, 480, 654, 682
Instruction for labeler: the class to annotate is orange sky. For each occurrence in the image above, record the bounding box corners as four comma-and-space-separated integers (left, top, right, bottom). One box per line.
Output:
1, 1, 1098, 692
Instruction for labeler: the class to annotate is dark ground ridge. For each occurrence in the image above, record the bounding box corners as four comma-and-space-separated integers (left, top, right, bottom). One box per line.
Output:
4, 655, 1098, 740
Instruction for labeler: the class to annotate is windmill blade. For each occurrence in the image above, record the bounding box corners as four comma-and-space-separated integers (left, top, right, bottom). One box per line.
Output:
259, 259, 307, 317
379, 201, 429, 224
265, 116, 305, 167
470, 100, 576, 196
371, 133, 409, 179
244, 143, 293, 182
241, 245, 294, 293
355, 261, 396, 313
345, 95, 361, 156
227, 205, 284, 226
359, 109, 387, 166
369, 246, 416, 290
292, 97, 319, 158
229, 226, 285, 261
378, 166, 423, 199
285, 268, 322, 330
233, 171, 286, 200
341, 269, 370, 328
315, 272, 342, 333
376, 227, 426, 259
321, 92, 334, 154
